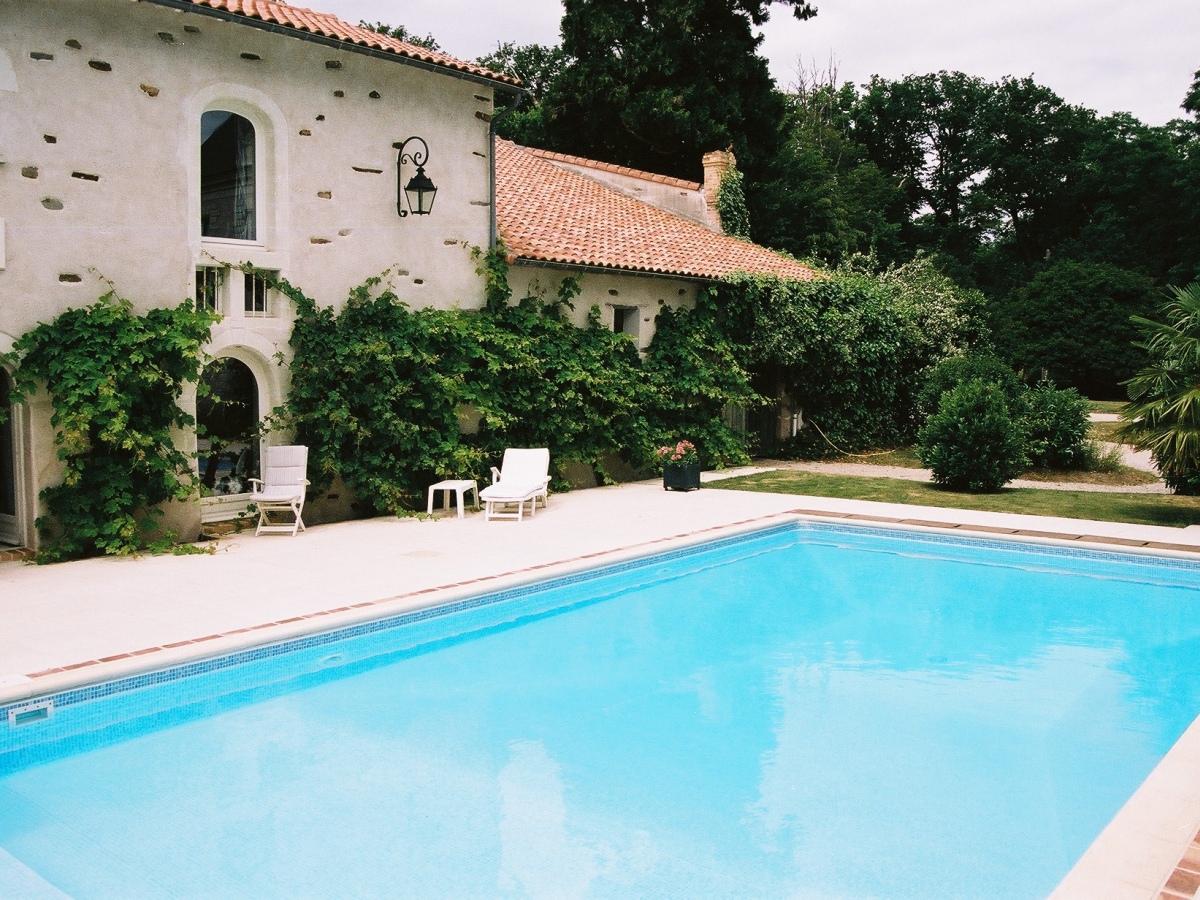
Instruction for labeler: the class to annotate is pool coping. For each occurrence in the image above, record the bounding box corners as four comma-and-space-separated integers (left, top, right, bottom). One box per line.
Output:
6, 506, 1200, 898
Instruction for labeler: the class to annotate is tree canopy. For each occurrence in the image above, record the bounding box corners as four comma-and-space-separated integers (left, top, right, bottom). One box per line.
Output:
467, 2, 1199, 396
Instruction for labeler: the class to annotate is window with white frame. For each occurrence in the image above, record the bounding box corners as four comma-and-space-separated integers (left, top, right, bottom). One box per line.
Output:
243, 271, 276, 317
195, 266, 221, 312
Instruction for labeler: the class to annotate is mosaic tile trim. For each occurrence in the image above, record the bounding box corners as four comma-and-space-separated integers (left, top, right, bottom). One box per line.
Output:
802, 520, 1200, 577
3, 519, 799, 722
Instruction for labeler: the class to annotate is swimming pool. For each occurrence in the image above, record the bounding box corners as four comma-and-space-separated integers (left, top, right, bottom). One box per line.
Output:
3, 521, 1200, 898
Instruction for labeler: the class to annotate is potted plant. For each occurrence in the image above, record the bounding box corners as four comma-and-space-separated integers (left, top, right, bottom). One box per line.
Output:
657, 440, 701, 491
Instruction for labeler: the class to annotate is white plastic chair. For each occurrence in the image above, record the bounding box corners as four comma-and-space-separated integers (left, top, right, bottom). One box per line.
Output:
248, 445, 310, 536
479, 448, 551, 521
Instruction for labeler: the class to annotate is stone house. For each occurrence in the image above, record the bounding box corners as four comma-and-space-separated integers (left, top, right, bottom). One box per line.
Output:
0, 0, 814, 552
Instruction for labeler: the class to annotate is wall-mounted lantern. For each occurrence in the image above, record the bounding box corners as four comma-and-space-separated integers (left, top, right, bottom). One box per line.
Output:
395, 136, 437, 217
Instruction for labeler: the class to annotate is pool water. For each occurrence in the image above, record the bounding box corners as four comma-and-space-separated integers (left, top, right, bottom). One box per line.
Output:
4, 523, 1200, 898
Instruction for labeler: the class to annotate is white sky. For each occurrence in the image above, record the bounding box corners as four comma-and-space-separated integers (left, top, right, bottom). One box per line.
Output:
315, 0, 1200, 126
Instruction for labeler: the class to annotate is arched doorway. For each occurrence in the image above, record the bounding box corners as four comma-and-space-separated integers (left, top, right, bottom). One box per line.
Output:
197, 357, 260, 497
0, 369, 18, 545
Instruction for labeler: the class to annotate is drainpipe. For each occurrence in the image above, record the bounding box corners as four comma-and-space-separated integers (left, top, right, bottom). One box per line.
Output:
489, 87, 525, 250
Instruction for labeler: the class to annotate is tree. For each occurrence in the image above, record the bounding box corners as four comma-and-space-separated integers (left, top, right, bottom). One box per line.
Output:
1119, 282, 1200, 493
853, 72, 994, 261
989, 260, 1155, 397
359, 20, 440, 52
1183, 67, 1200, 128
757, 70, 905, 263
527, 0, 814, 186
973, 77, 1096, 265
476, 42, 566, 103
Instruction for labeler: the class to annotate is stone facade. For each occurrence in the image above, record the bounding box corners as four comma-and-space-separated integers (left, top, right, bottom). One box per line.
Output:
0, 0, 511, 546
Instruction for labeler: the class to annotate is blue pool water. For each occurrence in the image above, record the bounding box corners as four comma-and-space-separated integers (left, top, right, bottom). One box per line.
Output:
5, 523, 1200, 898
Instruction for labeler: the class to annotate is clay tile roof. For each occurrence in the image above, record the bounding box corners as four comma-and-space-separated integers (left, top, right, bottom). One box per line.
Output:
525, 147, 701, 192
162, 0, 519, 87
496, 141, 817, 282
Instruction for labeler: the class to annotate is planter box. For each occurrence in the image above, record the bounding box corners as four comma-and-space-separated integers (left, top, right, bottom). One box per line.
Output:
663, 462, 701, 492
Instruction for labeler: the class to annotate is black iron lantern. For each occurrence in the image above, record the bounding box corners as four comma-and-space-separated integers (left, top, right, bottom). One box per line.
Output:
395, 136, 436, 217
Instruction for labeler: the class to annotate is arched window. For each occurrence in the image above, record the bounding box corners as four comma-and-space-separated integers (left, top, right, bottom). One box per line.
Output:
197, 358, 260, 496
201, 110, 256, 241
0, 369, 18, 544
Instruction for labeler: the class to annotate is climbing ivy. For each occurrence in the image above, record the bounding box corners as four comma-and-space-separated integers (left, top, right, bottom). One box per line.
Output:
716, 167, 752, 240
712, 257, 988, 456
269, 250, 756, 513
2, 290, 216, 560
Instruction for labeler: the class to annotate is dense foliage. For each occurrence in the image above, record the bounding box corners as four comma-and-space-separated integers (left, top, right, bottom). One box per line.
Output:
1022, 382, 1092, 470
2, 292, 215, 560
915, 353, 1025, 421
1119, 282, 1200, 493
918, 380, 1028, 491
715, 167, 752, 240
713, 256, 987, 454
919, 354, 1093, 472
359, 20, 440, 51
479, 2, 1199, 396
272, 253, 758, 514
989, 261, 1157, 396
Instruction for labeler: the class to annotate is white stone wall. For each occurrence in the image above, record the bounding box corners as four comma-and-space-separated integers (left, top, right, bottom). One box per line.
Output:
0, 0, 499, 545
506, 264, 700, 352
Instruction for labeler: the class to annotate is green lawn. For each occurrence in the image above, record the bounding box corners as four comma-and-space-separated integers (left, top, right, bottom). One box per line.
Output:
710, 469, 1200, 528
1088, 399, 1126, 414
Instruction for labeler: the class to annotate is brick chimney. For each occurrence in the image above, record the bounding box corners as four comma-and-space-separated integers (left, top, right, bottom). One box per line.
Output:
701, 149, 736, 233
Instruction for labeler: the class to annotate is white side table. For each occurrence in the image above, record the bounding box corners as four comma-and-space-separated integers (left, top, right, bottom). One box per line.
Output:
426, 479, 479, 518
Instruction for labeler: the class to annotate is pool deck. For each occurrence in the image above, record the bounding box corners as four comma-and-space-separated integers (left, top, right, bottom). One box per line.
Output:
4, 478, 1200, 899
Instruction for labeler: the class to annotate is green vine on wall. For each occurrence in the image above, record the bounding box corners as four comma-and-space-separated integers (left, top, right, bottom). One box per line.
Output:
716, 167, 752, 240
2, 289, 216, 560
711, 256, 989, 456
264, 249, 756, 514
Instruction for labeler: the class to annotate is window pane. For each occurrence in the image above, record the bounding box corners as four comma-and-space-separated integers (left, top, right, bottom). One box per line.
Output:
244, 272, 269, 315
195, 268, 218, 311
201, 110, 256, 241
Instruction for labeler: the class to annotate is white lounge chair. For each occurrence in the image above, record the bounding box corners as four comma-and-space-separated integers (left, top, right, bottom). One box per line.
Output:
479, 448, 551, 522
248, 445, 310, 536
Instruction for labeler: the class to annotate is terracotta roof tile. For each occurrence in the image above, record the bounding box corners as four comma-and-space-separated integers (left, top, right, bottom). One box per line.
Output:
526, 147, 701, 192
163, 0, 519, 86
496, 141, 817, 282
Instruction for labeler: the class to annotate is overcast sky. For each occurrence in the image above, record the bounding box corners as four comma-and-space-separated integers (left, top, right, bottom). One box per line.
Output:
316, 0, 1200, 126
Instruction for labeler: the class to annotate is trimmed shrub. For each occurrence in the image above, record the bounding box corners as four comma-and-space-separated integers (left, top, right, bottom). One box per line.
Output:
1023, 381, 1091, 469
917, 352, 1025, 420
918, 379, 1028, 491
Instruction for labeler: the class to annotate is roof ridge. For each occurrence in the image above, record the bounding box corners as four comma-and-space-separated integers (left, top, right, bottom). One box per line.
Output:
496, 141, 816, 282
172, 0, 520, 86
524, 146, 701, 192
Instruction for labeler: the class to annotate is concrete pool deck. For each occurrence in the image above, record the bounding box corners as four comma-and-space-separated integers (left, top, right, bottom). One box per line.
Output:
4, 479, 1200, 898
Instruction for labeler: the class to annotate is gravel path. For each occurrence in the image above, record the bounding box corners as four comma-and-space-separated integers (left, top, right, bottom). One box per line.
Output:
735, 456, 1171, 494
703, 413, 1169, 494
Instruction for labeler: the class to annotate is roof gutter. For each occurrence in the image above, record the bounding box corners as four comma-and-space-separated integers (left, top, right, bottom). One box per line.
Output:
137, 0, 521, 92
509, 257, 708, 285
